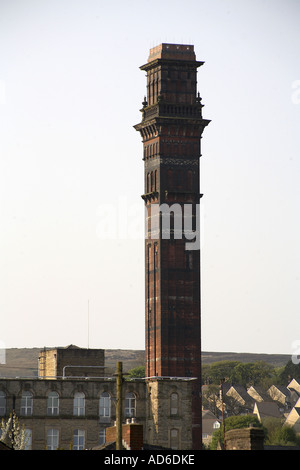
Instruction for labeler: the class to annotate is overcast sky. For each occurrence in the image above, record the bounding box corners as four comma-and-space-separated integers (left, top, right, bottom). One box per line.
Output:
0, 0, 299, 356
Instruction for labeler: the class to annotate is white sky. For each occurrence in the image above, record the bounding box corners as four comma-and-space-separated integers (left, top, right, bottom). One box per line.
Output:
0, 0, 299, 355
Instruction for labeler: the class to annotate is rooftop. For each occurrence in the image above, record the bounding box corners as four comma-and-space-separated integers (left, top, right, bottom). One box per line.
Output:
147, 43, 196, 62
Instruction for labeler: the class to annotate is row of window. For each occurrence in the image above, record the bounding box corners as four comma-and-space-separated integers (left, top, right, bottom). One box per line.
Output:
16, 425, 183, 451
0, 391, 137, 418
14, 428, 88, 450
144, 142, 198, 159
146, 170, 157, 193
146, 169, 195, 194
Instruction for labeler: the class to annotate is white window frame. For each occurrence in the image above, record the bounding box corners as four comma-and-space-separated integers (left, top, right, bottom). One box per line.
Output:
73, 392, 85, 416
100, 392, 111, 418
21, 391, 33, 416
24, 428, 32, 450
47, 429, 59, 450
47, 392, 59, 416
125, 392, 136, 417
73, 429, 85, 450
0, 391, 6, 416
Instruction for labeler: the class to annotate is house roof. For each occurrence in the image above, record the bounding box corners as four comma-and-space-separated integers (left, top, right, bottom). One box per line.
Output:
227, 384, 247, 397
268, 385, 289, 396
227, 385, 254, 405
247, 385, 269, 401
287, 379, 300, 393
254, 401, 281, 419
293, 407, 300, 417
284, 406, 300, 426
202, 409, 218, 420
202, 419, 221, 434
202, 409, 221, 434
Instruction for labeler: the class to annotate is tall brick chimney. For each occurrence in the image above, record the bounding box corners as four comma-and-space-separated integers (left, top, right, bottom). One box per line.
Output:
134, 43, 210, 450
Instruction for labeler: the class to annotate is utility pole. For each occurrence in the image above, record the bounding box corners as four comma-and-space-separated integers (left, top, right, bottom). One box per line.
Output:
220, 379, 226, 450
116, 361, 123, 450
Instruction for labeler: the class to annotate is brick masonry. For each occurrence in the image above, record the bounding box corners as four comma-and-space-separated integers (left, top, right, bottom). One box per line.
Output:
134, 43, 210, 450
106, 423, 144, 450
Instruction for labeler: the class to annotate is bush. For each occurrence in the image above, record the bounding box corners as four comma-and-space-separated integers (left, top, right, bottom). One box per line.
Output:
210, 415, 263, 450
126, 366, 145, 379
263, 418, 300, 446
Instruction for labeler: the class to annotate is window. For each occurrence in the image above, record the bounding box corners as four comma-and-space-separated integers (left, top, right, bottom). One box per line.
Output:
170, 428, 179, 450
20, 391, 33, 416
99, 429, 106, 446
0, 391, 6, 416
47, 392, 59, 416
99, 392, 111, 418
213, 421, 220, 429
24, 429, 32, 450
170, 393, 179, 416
73, 392, 85, 416
125, 392, 136, 418
47, 429, 59, 450
73, 429, 85, 450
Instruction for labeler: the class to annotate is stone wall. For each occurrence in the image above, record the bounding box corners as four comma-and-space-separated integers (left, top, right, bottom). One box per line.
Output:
0, 376, 193, 450
39, 346, 105, 378
225, 427, 265, 450
0, 377, 146, 450
146, 378, 193, 450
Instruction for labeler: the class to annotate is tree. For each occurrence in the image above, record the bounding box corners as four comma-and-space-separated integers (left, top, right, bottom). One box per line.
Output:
126, 366, 145, 379
232, 361, 274, 387
210, 415, 263, 450
276, 426, 300, 446
0, 411, 28, 450
206, 361, 240, 384
202, 384, 220, 415
263, 417, 300, 446
203, 360, 279, 388
278, 360, 300, 385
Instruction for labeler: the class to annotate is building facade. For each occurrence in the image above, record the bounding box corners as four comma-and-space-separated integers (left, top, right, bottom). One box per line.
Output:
0, 347, 193, 450
134, 43, 210, 449
38, 345, 105, 379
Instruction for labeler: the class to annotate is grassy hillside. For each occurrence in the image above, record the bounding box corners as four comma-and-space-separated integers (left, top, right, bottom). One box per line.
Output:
0, 348, 290, 378
201, 351, 290, 367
